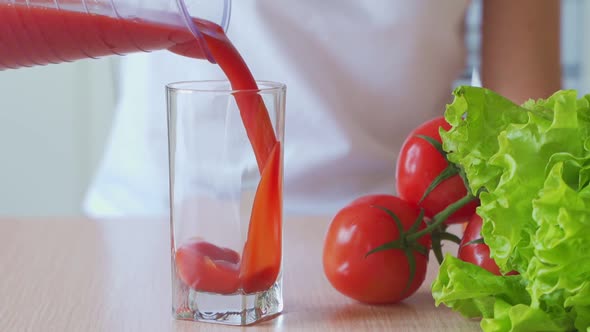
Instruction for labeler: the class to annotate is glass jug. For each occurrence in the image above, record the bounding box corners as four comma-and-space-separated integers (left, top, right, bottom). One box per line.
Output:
0, 0, 231, 70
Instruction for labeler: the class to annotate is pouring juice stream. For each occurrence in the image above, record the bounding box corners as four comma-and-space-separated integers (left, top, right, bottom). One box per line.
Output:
0, 3, 281, 294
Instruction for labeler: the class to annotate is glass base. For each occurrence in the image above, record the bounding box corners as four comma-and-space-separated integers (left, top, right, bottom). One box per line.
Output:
173, 279, 283, 326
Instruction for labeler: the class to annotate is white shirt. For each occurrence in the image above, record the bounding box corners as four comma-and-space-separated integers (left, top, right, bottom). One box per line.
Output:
84, 0, 469, 217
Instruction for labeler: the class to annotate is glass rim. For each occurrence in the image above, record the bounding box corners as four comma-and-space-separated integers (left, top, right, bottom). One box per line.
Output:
166, 80, 286, 94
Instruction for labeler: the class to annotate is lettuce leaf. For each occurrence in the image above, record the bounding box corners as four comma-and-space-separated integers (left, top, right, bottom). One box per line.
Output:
433, 255, 562, 332
432, 255, 530, 319
433, 86, 590, 331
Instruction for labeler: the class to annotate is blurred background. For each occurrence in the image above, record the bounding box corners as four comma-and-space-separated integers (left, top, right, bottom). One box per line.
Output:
0, 0, 588, 217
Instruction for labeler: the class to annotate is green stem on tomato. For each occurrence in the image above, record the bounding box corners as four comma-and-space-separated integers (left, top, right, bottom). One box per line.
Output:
365, 206, 428, 258
431, 230, 444, 264
438, 231, 462, 244
408, 209, 426, 234
415, 134, 472, 204
419, 164, 459, 203
415, 134, 446, 157
407, 193, 477, 242
401, 249, 417, 297
365, 239, 404, 257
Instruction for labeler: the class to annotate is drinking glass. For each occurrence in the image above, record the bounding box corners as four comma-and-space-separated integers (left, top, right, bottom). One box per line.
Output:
166, 80, 286, 325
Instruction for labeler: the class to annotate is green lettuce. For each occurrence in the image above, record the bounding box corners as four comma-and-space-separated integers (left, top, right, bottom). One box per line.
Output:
432, 86, 590, 331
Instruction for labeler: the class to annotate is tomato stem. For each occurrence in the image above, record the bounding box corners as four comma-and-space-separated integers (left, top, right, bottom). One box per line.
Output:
407, 194, 477, 241
418, 164, 459, 203
430, 229, 463, 264
373, 205, 406, 237
415, 134, 446, 157
408, 209, 426, 234
365, 239, 404, 257
401, 249, 417, 297
365, 204, 426, 298
365, 206, 428, 258
431, 230, 444, 264
416, 133, 472, 204
438, 231, 462, 244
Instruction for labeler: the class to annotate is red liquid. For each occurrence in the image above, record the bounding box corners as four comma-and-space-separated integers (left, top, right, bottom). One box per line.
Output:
0, 3, 276, 169
0, 4, 282, 294
0, 4, 203, 67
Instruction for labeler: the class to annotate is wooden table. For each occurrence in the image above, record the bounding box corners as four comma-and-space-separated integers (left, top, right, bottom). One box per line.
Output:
0, 216, 479, 331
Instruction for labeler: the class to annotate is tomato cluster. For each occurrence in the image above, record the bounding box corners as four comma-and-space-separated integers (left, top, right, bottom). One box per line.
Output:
322, 116, 512, 304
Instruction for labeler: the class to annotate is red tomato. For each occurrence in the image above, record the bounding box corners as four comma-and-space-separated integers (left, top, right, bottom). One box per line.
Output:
175, 239, 240, 294
323, 194, 430, 304
396, 117, 478, 224
458, 214, 517, 276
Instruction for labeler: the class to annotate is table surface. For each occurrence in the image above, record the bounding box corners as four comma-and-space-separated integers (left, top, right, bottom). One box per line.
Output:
0, 216, 480, 331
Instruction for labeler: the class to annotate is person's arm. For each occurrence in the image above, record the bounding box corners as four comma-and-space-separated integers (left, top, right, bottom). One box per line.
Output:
481, 0, 561, 104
